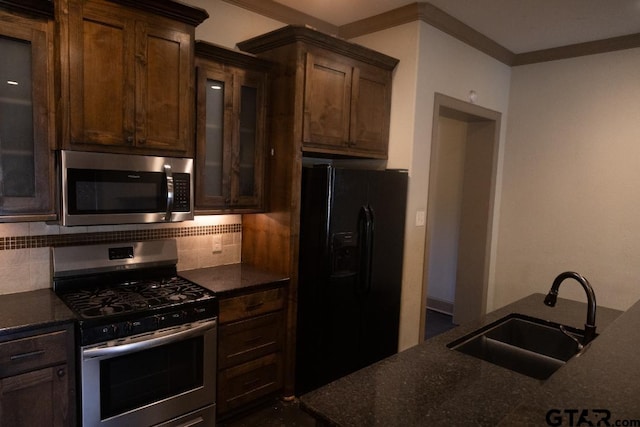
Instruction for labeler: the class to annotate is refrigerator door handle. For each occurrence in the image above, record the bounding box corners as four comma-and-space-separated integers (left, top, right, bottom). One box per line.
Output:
358, 205, 374, 295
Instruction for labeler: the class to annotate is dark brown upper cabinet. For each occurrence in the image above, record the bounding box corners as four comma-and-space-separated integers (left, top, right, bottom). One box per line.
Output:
57, 0, 208, 157
0, 3, 56, 221
195, 41, 270, 213
239, 25, 398, 160
303, 51, 394, 158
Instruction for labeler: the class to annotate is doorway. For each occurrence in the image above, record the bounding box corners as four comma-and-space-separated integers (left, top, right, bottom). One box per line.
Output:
422, 93, 501, 340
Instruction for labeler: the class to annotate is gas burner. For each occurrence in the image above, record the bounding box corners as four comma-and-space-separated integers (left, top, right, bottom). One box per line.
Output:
57, 276, 213, 320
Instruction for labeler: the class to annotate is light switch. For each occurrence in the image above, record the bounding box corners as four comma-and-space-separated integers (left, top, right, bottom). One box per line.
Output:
416, 210, 426, 227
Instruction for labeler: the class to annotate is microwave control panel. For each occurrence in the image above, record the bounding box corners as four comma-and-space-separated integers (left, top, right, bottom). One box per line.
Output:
173, 173, 191, 212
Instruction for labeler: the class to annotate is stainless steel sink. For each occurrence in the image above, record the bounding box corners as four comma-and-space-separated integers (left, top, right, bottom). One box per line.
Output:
447, 313, 591, 380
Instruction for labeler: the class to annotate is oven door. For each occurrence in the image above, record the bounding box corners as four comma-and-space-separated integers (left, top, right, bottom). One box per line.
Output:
81, 319, 216, 427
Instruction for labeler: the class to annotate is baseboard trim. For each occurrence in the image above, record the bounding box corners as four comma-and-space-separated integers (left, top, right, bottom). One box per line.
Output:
426, 297, 454, 315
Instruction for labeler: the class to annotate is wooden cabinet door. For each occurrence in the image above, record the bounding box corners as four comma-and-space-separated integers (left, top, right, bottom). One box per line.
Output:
302, 52, 352, 152
302, 51, 391, 159
68, 0, 135, 148
67, 0, 194, 154
136, 21, 192, 152
195, 48, 267, 213
350, 65, 392, 158
0, 9, 55, 219
0, 365, 70, 427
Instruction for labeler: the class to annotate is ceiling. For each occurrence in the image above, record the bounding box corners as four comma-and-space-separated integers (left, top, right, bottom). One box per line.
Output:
273, 0, 640, 53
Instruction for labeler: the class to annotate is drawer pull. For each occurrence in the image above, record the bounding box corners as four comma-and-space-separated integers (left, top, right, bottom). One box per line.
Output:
243, 378, 261, 389
176, 416, 204, 427
10, 350, 45, 361
245, 302, 264, 311
244, 336, 263, 345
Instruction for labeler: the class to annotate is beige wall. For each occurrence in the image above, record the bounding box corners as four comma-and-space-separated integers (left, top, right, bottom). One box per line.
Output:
494, 48, 640, 311
354, 22, 512, 349
186, 0, 283, 48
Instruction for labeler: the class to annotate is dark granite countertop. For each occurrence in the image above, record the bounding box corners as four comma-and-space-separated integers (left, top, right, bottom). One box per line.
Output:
0, 264, 287, 337
300, 293, 632, 426
179, 263, 289, 297
500, 297, 640, 425
0, 288, 76, 339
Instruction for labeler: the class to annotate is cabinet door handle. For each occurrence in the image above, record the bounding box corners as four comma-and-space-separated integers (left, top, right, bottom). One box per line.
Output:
126, 135, 134, 144
57, 368, 66, 378
10, 350, 45, 361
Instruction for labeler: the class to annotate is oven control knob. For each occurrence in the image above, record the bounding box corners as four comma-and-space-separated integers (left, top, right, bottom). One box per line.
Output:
100, 324, 118, 339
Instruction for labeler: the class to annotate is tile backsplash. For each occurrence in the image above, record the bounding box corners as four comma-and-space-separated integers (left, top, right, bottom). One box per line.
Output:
0, 215, 242, 295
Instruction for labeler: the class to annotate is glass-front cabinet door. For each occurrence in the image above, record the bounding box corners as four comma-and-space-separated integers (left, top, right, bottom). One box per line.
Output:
195, 42, 268, 213
197, 69, 231, 207
0, 7, 55, 220
235, 74, 264, 207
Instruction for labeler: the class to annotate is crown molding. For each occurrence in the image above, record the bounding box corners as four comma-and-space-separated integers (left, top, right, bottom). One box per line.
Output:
513, 33, 640, 66
339, 3, 514, 65
414, 2, 514, 65
238, 25, 399, 70
0, 0, 54, 19
338, 3, 421, 40
225, 0, 640, 67
109, 0, 209, 26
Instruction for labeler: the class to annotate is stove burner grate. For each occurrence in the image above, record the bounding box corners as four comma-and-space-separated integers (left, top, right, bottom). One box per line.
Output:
58, 276, 212, 319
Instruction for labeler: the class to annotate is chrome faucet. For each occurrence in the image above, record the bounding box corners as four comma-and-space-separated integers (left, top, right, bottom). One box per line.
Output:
544, 271, 597, 345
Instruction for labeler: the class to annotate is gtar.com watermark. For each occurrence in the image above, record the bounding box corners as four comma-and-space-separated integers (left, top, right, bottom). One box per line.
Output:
546, 409, 640, 427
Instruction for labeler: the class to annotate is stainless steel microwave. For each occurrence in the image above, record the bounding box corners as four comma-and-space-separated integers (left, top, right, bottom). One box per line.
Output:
60, 150, 193, 226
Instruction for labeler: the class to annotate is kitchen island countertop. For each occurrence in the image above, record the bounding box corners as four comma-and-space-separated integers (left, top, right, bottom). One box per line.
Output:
300, 293, 636, 426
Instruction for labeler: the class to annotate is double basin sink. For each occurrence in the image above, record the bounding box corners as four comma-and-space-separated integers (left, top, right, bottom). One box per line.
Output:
447, 313, 592, 380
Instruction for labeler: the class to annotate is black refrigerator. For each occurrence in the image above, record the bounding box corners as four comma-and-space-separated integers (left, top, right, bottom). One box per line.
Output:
295, 164, 408, 395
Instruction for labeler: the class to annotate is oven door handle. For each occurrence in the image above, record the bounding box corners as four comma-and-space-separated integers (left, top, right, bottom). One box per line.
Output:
82, 319, 216, 360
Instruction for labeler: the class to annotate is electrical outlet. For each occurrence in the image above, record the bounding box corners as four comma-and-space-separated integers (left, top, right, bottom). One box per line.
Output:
416, 210, 426, 227
212, 234, 223, 253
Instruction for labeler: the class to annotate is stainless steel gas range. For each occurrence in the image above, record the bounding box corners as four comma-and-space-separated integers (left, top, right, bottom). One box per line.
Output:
52, 239, 217, 427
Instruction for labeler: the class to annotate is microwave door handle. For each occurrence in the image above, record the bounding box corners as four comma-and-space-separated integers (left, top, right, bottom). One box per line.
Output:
164, 164, 174, 221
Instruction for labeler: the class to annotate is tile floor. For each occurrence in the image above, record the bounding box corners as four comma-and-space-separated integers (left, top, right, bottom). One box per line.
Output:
219, 398, 315, 427
425, 309, 457, 340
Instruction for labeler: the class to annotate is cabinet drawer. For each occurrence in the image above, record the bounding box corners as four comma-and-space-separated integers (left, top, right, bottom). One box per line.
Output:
219, 287, 284, 323
217, 353, 283, 414
0, 330, 68, 378
219, 312, 284, 369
